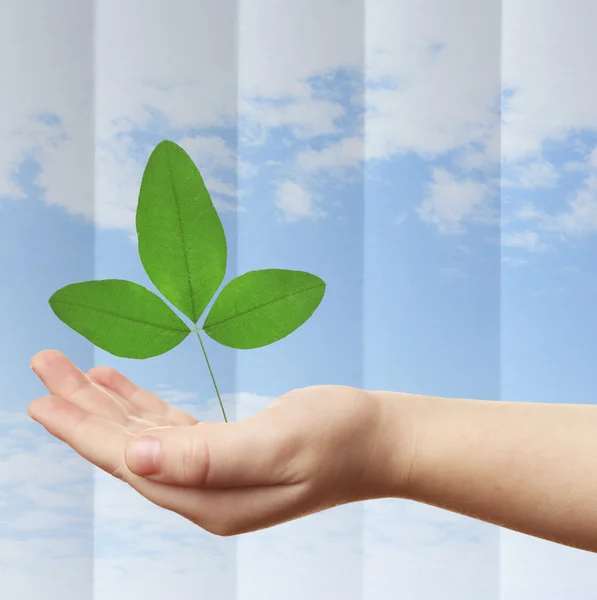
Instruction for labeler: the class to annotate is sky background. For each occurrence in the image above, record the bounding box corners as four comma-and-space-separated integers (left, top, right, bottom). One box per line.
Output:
1, 0, 597, 598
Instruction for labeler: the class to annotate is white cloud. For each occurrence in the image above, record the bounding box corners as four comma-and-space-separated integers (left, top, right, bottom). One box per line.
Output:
0, 0, 94, 219
36, 132, 96, 222
563, 265, 582, 276
564, 160, 587, 173
9, 0, 597, 239
0, 437, 90, 489
502, 256, 528, 268
275, 180, 324, 221
363, 0, 500, 163
501, 2, 597, 248
549, 175, 597, 236
12, 482, 86, 509
0, 411, 31, 425
93, 469, 234, 600
514, 203, 544, 223
456, 146, 499, 172
1, 0, 242, 229
505, 169, 597, 251
502, 0, 597, 161
395, 212, 408, 225
244, 0, 597, 235
365, 499, 499, 599
237, 0, 363, 99
587, 146, 597, 169
237, 505, 363, 600
4, 509, 88, 531
2, 0, 505, 229
0, 538, 92, 600
503, 160, 560, 189
177, 135, 236, 173
94, 0, 239, 133
0, 416, 92, 599
296, 137, 363, 173
418, 168, 491, 234
250, 0, 502, 222
241, 97, 345, 144
94, 132, 241, 230
502, 230, 546, 253
94, 136, 143, 230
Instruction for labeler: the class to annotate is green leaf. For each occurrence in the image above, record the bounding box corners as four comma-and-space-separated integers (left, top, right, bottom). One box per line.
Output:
202, 269, 326, 349
49, 280, 191, 359
136, 140, 227, 323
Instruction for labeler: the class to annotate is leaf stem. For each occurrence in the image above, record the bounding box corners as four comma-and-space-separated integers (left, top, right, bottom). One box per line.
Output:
195, 329, 228, 423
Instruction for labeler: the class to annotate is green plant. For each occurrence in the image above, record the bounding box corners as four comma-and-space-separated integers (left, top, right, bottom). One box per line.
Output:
49, 140, 326, 422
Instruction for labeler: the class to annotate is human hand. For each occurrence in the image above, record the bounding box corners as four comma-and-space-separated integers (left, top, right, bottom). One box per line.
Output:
27, 350, 413, 536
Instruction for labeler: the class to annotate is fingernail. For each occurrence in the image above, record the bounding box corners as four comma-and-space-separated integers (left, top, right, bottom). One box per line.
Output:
126, 437, 162, 476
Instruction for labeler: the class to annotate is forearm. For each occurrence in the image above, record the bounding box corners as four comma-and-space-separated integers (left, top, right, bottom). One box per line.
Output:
378, 391, 597, 553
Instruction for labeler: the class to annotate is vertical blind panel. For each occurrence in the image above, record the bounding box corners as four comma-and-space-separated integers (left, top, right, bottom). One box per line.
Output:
363, 1, 501, 598
93, 1, 239, 598
501, 0, 597, 596
0, 1, 95, 599
236, 0, 365, 598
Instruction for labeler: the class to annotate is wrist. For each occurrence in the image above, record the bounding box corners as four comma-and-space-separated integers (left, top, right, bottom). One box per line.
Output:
370, 390, 428, 500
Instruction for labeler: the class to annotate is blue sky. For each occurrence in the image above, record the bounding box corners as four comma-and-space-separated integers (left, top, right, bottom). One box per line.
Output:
2, 0, 597, 598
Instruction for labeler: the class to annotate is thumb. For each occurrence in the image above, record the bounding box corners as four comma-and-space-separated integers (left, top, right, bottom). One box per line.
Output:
124, 420, 297, 488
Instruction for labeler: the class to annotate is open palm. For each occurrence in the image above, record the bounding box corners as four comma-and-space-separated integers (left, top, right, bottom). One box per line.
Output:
28, 349, 307, 536
28, 350, 387, 536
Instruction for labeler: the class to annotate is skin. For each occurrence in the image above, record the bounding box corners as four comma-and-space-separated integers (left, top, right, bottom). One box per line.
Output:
27, 349, 597, 552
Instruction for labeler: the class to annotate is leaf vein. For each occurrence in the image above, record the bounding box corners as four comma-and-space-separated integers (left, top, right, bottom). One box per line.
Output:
166, 144, 197, 322
203, 282, 324, 331
51, 300, 189, 333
